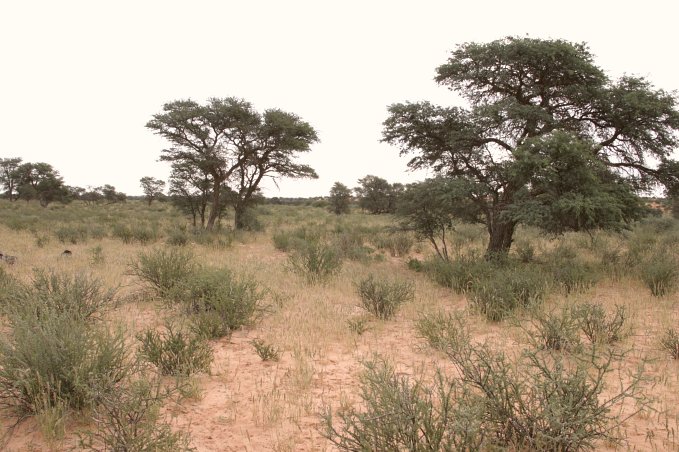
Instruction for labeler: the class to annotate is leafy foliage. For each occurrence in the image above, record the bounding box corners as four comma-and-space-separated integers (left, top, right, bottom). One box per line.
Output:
355, 275, 415, 320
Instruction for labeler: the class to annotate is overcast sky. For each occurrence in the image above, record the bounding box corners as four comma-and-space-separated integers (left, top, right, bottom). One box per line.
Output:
2, 0, 678, 197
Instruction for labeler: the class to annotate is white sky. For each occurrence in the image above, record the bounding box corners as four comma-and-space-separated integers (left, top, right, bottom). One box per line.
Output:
2, 0, 678, 197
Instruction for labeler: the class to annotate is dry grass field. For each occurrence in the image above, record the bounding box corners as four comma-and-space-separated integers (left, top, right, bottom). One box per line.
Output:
0, 199, 678, 451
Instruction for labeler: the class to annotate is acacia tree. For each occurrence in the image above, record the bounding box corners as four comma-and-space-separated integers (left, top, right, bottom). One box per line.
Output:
355, 175, 401, 214
329, 182, 352, 214
383, 37, 679, 257
147, 98, 318, 230
139, 176, 166, 205
0, 157, 22, 201
168, 161, 212, 227
14, 162, 70, 207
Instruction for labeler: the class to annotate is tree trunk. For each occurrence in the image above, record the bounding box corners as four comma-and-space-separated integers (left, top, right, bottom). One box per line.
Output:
486, 220, 516, 259
206, 183, 221, 230
234, 204, 245, 230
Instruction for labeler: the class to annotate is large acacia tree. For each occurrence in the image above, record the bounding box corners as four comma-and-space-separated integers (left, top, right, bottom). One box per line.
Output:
383, 37, 679, 257
147, 98, 318, 230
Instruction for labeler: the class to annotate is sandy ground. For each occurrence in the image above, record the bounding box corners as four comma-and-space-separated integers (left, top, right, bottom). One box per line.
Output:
1, 223, 679, 451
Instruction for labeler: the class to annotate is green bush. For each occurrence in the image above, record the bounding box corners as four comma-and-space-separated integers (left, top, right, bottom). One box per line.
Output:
322, 358, 483, 451
166, 229, 189, 246
251, 339, 281, 361
640, 254, 678, 297
55, 225, 89, 244
183, 267, 265, 339
421, 252, 493, 293
288, 242, 343, 284
573, 303, 627, 344
137, 326, 213, 376
468, 265, 549, 321
527, 307, 581, 352
415, 311, 470, 353
111, 224, 134, 244
0, 310, 131, 416
128, 248, 196, 299
5, 269, 117, 322
514, 241, 535, 263
550, 259, 599, 294
356, 275, 414, 320
374, 232, 415, 257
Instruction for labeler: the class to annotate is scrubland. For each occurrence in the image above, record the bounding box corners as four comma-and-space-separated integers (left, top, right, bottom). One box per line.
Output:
0, 200, 678, 451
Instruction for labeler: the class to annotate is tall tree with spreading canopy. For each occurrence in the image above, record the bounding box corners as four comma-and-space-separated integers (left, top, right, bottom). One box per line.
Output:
139, 176, 166, 205
14, 162, 70, 207
147, 98, 319, 230
383, 37, 679, 257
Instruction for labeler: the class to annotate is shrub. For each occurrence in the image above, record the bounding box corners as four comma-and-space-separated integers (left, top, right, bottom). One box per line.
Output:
527, 307, 581, 352
89, 245, 105, 265
421, 252, 494, 293
55, 225, 89, 244
415, 311, 470, 353
128, 248, 196, 299
444, 342, 647, 451
166, 229, 189, 246
6, 269, 117, 322
347, 316, 370, 335
374, 232, 415, 257
184, 267, 265, 339
288, 242, 342, 284
0, 311, 131, 416
137, 326, 213, 376
356, 275, 414, 320
238, 208, 265, 232
640, 254, 678, 297
131, 224, 158, 245
468, 265, 548, 321
111, 224, 134, 244
80, 378, 194, 451
573, 303, 627, 344
322, 358, 483, 451
550, 259, 599, 294
514, 241, 535, 263
251, 339, 281, 361
660, 328, 679, 359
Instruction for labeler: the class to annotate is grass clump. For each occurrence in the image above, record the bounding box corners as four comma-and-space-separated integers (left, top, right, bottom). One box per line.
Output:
183, 267, 265, 339
640, 254, 678, 297
347, 316, 371, 335
251, 339, 281, 362
660, 328, 679, 360
356, 275, 414, 320
468, 265, 548, 322
288, 241, 342, 284
137, 325, 213, 376
128, 248, 196, 299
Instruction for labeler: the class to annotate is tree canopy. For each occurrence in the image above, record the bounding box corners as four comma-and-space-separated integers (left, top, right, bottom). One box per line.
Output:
383, 37, 679, 256
139, 176, 166, 205
147, 98, 319, 229
329, 182, 352, 215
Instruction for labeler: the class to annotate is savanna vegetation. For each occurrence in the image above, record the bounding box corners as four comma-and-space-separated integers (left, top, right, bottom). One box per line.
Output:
0, 36, 678, 451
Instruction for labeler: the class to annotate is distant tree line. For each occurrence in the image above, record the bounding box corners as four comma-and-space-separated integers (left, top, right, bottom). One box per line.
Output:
0, 157, 127, 206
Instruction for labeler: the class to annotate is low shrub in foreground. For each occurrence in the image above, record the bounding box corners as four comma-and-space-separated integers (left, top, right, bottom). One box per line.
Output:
137, 325, 213, 376
80, 378, 194, 451
356, 275, 415, 320
660, 328, 679, 359
183, 267, 265, 339
128, 248, 196, 299
323, 343, 648, 451
573, 303, 627, 344
7, 269, 118, 322
288, 242, 343, 284
0, 310, 131, 416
